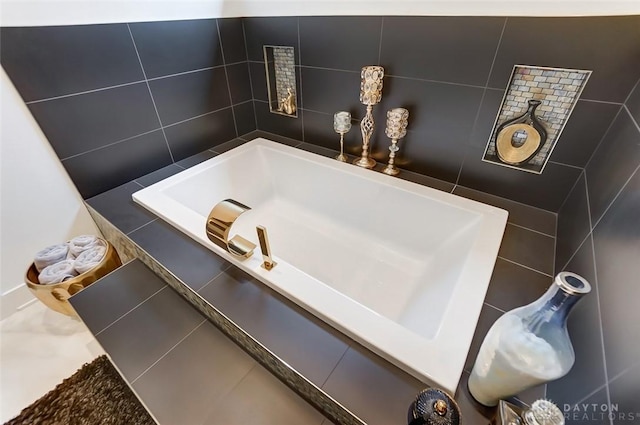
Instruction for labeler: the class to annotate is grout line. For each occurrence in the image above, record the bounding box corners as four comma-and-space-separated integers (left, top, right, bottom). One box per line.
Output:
548, 160, 583, 170
319, 346, 351, 389
456, 184, 558, 216
127, 23, 175, 163
484, 17, 508, 88
606, 361, 640, 386
131, 319, 207, 384
146, 65, 219, 82
559, 227, 590, 273
507, 222, 555, 239
454, 89, 487, 187
591, 163, 640, 231
298, 64, 360, 74
573, 382, 608, 405
132, 180, 145, 189
483, 301, 506, 313
579, 98, 624, 106
623, 76, 640, 105
242, 20, 259, 131
25, 79, 147, 104
624, 104, 640, 134
497, 256, 554, 278
162, 106, 232, 129
553, 203, 558, 275
297, 18, 305, 142
217, 20, 239, 138
125, 217, 158, 236
583, 106, 623, 171
174, 163, 187, 170
386, 73, 485, 90
377, 17, 384, 65
60, 128, 162, 161
557, 170, 585, 216
95, 286, 167, 336
195, 265, 234, 294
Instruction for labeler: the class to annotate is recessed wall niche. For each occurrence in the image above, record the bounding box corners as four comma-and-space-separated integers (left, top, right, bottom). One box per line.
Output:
264, 45, 298, 118
483, 65, 591, 174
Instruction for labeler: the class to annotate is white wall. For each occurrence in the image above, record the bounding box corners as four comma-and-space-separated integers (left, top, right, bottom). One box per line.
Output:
0, 69, 101, 319
1, 0, 639, 27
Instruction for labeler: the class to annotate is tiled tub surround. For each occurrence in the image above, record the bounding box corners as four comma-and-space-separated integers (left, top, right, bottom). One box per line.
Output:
0, 18, 256, 198
83, 131, 559, 425
246, 15, 640, 211
547, 83, 640, 423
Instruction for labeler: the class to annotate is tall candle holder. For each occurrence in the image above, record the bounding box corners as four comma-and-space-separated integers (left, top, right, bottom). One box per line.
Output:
382, 108, 409, 176
354, 66, 384, 169
333, 111, 352, 162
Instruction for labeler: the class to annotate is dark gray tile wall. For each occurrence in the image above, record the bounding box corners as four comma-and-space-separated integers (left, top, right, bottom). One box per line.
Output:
246, 15, 640, 211
549, 79, 640, 422
0, 18, 256, 198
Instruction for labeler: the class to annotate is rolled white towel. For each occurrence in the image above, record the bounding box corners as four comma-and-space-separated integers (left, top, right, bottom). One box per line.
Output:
34, 243, 70, 272
74, 242, 107, 274
68, 235, 100, 258
38, 260, 78, 284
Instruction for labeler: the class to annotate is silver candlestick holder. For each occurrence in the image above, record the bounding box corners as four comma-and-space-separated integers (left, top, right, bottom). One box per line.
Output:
382, 108, 409, 176
354, 65, 384, 169
333, 111, 352, 162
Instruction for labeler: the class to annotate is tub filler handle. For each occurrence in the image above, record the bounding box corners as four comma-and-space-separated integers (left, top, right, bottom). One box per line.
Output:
256, 225, 277, 270
206, 199, 256, 259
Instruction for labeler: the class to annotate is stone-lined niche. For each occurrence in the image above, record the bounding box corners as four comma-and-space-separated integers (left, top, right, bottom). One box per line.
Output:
483, 65, 591, 174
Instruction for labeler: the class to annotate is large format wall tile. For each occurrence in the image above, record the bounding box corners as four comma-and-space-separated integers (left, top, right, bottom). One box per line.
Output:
243, 17, 299, 62
586, 110, 640, 225
218, 18, 247, 64
0, 24, 143, 101
129, 19, 223, 78
380, 17, 505, 86
488, 16, 640, 103
28, 82, 160, 159
626, 80, 640, 124
555, 173, 591, 271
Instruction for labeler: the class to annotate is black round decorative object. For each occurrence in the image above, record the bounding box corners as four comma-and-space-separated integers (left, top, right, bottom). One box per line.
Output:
407, 388, 461, 425
494, 99, 548, 166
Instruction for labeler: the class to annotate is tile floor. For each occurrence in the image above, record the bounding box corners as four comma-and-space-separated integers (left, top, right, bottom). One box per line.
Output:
0, 300, 103, 423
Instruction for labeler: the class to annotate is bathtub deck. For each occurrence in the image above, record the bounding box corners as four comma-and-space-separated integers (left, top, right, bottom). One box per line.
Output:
81, 131, 556, 424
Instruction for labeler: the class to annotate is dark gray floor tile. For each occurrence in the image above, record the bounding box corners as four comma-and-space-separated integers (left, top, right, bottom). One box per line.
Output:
128, 219, 230, 291
254, 100, 302, 140
86, 182, 157, 234
203, 365, 326, 425
586, 110, 640, 226
243, 17, 299, 62
548, 235, 607, 406
218, 18, 247, 64
464, 304, 503, 372
149, 67, 230, 126
626, 80, 640, 125
132, 322, 255, 425
301, 109, 362, 156
135, 164, 183, 187
28, 82, 160, 159
561, 386, 610, 425
96, 287, 204, 381
551, 101, 621, 168
322, 345, 425, 425
380, 17, 505, 86
296, 142, 348, 160
164, 108, 237, 161
301, 67, 363, 119
299, 16, 381, 72
453, 186, 556, 236
248, 61, 268, 102
0, 24, 143, 102
129, 19, 223, 79
609, 364, 640, 425
70, 260, 166, 334
459, 145, 582, 212
556, 173, 591, 271
245, 130, 301, 147
593, 169, 640, 378
488, 16, 640, 103
210, 137, 247, 153
455, 372, 495, 424
199, 267, 349, 385
226, 62, 252, 104
176, 149, 218, 169
484, 258, 552, 312
63, 130, 172, 199
498, 224, 555, 275
396, 169, 455, 193
233, 101, 257, 136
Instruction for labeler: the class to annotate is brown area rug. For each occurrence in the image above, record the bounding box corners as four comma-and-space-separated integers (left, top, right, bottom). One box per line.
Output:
5, 355, 155, 425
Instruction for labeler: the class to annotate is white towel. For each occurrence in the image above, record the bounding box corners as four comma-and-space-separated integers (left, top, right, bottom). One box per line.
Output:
38, 260, 78, 284
74, 242, 107, 274
34, 243, 70, 272
68, 235, 100, 258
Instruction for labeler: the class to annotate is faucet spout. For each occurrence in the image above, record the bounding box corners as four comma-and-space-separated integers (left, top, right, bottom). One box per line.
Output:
205, 199, 256, 259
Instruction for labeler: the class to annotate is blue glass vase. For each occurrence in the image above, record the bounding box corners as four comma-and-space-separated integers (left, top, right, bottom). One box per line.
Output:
468, 272, 591, 406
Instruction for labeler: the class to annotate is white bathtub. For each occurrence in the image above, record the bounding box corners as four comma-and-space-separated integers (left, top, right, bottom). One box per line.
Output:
133, 138, 507, 393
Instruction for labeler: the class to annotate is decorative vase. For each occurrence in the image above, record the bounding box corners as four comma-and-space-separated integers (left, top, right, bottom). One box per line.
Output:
495, 99, 547, 166
468, 272, 591, 406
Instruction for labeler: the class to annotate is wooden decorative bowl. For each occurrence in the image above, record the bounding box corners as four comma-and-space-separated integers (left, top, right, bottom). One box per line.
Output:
25, 238, 121, 316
